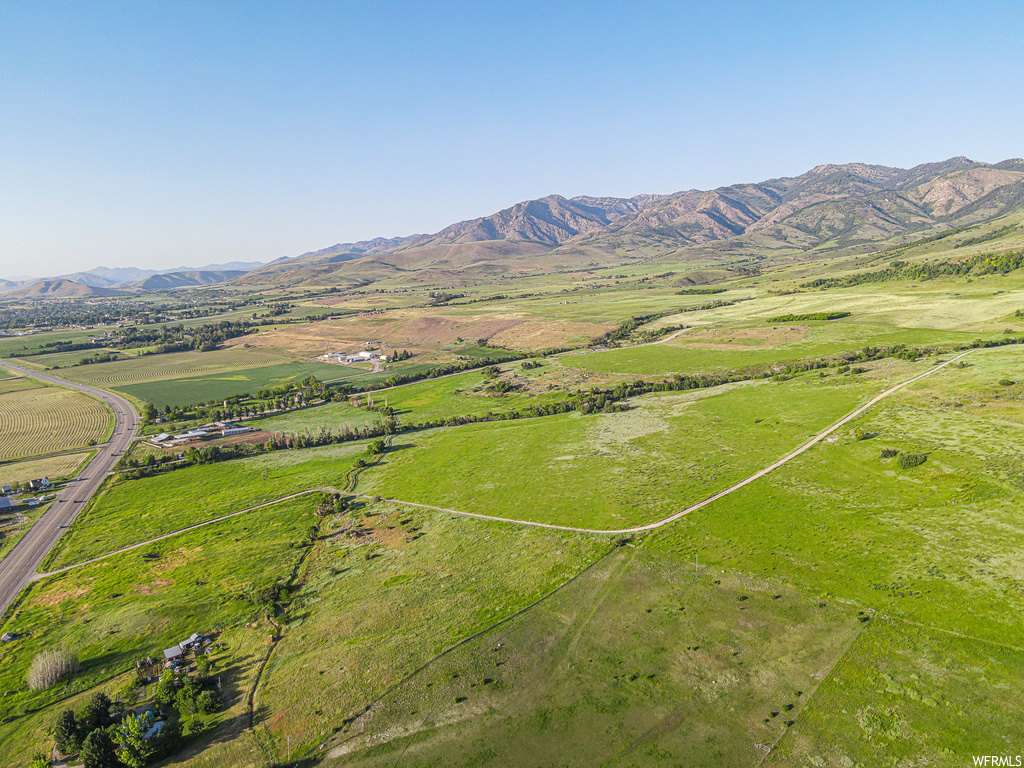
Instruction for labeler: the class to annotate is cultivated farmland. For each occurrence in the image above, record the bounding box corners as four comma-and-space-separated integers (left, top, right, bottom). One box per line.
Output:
0, 377, 111, 461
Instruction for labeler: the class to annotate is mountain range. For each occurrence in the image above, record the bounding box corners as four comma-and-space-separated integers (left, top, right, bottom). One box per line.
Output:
0, 261, 267, 297
240, 156, 1024, 288
6, 156, 1024, 298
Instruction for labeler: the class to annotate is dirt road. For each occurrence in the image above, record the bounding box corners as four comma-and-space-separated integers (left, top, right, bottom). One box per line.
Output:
0, 362, 138, 614
375, 349, 977, 534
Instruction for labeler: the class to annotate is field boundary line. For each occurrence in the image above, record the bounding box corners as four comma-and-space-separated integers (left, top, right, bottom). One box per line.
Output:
754, 616, 872, 766
367, 349, 978, 535
32, 487, 339, 580
324, 546, 620, 758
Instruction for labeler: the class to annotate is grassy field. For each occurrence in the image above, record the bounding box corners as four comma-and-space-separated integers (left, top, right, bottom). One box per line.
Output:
646, 344, 1024, 647
253, 502, 608, 759
115, 360, 362, 408
571, 319, 980, 377
255, 367, 569, 435
766, 618, 1024, 767
44, 442, 369, 569
362, 368, 904, 529
0, 497, 320, 763
0, 377, 111, 461
0, 451, 91, 486
0, 329, 98, 359
58, 346, 292, 389
8, 236, 1024, 765
320, 547, 862, 767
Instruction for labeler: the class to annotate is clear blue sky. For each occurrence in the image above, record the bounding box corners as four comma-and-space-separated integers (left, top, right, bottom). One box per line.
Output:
1, 0, 1022, 276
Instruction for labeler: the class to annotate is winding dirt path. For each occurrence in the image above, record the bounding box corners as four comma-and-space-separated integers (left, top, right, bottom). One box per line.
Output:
372, 349, 977, 535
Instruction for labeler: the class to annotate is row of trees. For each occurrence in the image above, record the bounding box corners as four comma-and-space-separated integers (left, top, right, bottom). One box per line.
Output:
802, 248, 1024, 289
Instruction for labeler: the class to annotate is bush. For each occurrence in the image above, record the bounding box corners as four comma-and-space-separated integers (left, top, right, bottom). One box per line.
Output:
896, 452, 926, 469
196, 689, 221, 715
999, 379, 1016, 386
880, 448, 899, 458
26, 647, 80, 690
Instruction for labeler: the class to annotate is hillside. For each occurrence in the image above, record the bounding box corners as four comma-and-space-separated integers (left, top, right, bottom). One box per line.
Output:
6, 279, 126, 298
133, 270, 248, 290
238, 157, 1024, 289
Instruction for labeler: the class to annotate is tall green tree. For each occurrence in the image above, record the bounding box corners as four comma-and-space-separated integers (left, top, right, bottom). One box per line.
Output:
154, 669, 177, 706
113, 713, 153, 768
78, 691, 112, 733
79, 730, 119, 768
53, 708, 80, 754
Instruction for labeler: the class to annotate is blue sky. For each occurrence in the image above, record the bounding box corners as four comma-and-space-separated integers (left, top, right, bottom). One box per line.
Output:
1, 0, 1022, 275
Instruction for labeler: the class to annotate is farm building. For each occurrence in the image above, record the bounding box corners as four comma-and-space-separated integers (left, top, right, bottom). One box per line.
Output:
0, 496, 13, 512
152, 433, 171, 442
27, 478, 50, 491
221, 426, 250, 436
169, 429, 209, 445
163, 646, 183, 662
1, 485, 10, 495
180, 632, 204, 649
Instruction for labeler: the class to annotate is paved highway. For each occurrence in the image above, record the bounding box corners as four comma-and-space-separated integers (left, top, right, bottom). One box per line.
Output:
0, 362, 138, 614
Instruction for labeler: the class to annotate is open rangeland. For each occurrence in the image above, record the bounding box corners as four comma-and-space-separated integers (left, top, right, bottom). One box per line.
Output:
0, 377, 111, 461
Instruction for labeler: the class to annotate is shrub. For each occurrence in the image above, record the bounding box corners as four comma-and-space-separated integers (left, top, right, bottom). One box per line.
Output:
196, 689, 221, 715
880, 448, 899, 458
999, 379, 1016, 386
26, 647, 80, 690
896, 452, 927, 469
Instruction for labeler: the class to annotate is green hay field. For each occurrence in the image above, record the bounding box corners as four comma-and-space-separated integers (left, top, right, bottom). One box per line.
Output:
255, 367, 569, 435
114, 360, 364, 408
0, 451, 91, 486
321, 547, 862, 767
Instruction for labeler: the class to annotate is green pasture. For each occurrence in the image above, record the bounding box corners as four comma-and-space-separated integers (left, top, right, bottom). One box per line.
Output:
651, 274, 1024, 333
322, 547, 861, 767
0, 329, 98, 359
0, 497, 318, 763
255, 501, 608, 757
45, 442, 366, 569
362, 369, 899, 529
115, 361, 358, 408
58, 346, 292, 389
26, 347, 132, 368
647, 346, 1024, 645
256, 368, 568, 435
767, 618, 1024, 767
571, 320, 977, 378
